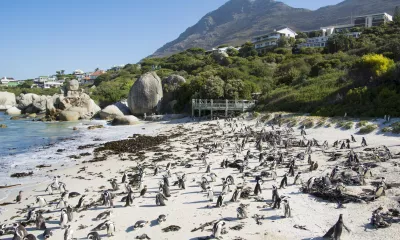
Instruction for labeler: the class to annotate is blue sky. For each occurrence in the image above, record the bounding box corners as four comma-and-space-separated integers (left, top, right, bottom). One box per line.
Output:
0, 0, 343, 79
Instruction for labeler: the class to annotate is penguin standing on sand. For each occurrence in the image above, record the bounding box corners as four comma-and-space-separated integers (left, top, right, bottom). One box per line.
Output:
64, 225, 73, 240
15, 191, 22, 203
36, 197, 48, 208
13, 223, 28, 239
254, 179, 263, 195
294, 172, 302, 185
230, 187, 242, 202
103, 191, 114, 208
35, 212, 46, 230
125, 189, 134, 207
210, 172, 217, 182
272, 185, 279, 202
178, 177, 186, 190
279, 173, 288, 189
237, 204, 248, 219
140, 185, 147, 197
207, 187, 214, 202
59, 209, 68, 229
105, 221, 115, 237
66, 205, 73, 222
163, 175, 169, 187
307, 177, 316, 190
216, 192, 225, 208
282, 197, 292, 218
163, 183, 171, 197
212, 221, 226, 239
153, 166, 159, 176
156, 191, 168, 206
76, 195, 86, 209
57, 197, 67, 209
323, 214, 351, 240
121, 172, 127, 183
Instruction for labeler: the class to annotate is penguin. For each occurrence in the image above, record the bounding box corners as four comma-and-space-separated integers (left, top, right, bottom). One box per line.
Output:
307, 177, 316, 190
103, 191, 114, 208
237, 204, 248, 219
279, 173, 288, 189
272, 185, 279, 202
75, 195, 86, 209
105, 221, 115, 237
23, 234, 37, 240
64, 225, 73, 240
13, 223, 28, 239
157, 214, 166, 223
207, 187, 214, 202
87, 232, 101, 240
205, 164, 211, 173
163, 183, 171, 197
323, 214, 351, 240
216, 193, 225, 208
153, 166, 159, 176
45, 183, 54, 195
36, 197, 48, 208
178, 177, 185, 190
125, 189, 134, 207
57, 197, 67, 209
95, 210, 112, 221
110, 179, 119, 191
66, 205, 74, 222
140, 185, 147, 197
15, 191, 23, 203
156, 192, 168, 206
59, 209, 68, 229
42, 229, 53, 239
254, 179, 262, 195
226, 175, 235, 185
282, 198, 292, 218
133, 220, 148, 230
375, 184, 385, 198
121, 172, 127, 183
166, 162, 171, 171
35, 211, 46, 230
209, 173, 217, 182
230, 187, 241, 202
293, 172, 302, 185
26, 208, 37, 221
163, 175, 170, 187
212, 221, 226, 238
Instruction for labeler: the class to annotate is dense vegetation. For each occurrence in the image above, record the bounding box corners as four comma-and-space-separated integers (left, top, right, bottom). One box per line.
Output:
3, 10, 400, 117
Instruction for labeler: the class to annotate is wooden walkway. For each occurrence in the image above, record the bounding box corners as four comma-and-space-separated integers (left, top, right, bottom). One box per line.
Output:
192, 99, 257, 117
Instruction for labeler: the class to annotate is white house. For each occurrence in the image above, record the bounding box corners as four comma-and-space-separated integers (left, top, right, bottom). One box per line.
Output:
73, 69, 84, 75
298, 12, 392, 49
205, 46, 241, 54
252, 27, 297, 53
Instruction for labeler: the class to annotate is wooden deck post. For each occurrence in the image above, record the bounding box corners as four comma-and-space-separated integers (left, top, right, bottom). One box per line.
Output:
225, 99, 228, 117
242, 100, 245, 112
198, 99, 201, 117
211, 99, 213, 119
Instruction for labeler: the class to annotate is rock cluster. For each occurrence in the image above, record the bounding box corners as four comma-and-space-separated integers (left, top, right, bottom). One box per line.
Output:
160, 74, 186, 114
0, 92, 16, 110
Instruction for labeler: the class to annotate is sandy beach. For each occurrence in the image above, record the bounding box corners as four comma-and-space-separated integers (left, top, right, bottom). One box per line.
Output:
0, 114, 399, 240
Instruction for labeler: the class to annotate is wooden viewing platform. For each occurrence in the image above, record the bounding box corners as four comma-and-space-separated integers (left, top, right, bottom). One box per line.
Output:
192, 99, 257, 117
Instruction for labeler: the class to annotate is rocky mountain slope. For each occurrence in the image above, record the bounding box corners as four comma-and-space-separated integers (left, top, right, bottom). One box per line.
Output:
152, 0, 400, 57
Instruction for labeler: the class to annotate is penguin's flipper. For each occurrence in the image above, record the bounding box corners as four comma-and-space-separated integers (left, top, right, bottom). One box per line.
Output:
323, 226, 335, 238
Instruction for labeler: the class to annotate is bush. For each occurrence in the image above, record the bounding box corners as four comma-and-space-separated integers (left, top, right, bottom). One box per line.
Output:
356, 121, 368, 128
391, 122, 400, 134
358, 124, 377, 134
302, 119, 314, 128
381, 127, 392, 133
360, 54, 395, 78
343, 122, 353, 130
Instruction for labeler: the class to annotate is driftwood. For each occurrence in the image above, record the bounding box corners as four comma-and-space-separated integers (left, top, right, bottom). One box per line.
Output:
0, 184, 21, 189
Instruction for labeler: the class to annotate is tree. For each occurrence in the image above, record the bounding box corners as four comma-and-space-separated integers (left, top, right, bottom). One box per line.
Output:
361, 54, 395, 78
239, 42, 257, 58
277, 36, 289, 48
296, 32, 308, 39
394, 6, 400, 24
60, 70, 65, 75
325, 34, 356, 53
224, 79, 244, 99
200, 76, 225, 99
226, 48, 239, 57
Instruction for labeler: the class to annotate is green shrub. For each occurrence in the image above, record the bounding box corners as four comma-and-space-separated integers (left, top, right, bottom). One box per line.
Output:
356, 121, 368, 128
336, 121, 345, 128
343, 122, 353, 130
381, 127, 392, 133
358, 124, 377, 134
302, 119, 314, 128
390, 122, 400, 134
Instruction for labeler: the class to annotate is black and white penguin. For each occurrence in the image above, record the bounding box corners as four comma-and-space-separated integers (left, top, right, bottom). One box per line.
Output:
75, 195, 86, 209
282, 197, 292, 218
254, 179, 262, 195
230, 187, 242, 202
66, 205, 73, 222
105, 221, 115, 237
162, 183, 171, 197
153, 166, 159, 176
95, 210, 112, 221
125, 189, 134, 207
87, 231, 101, 240
279, 173, 288, 189
212, 220, 226, 238
15, 191, 23, 203
237, 204, 248, 219
157, 214, 167, 223
36, 197, 48, 208
35, 211, 46, 230
64, 225, 73, 240
323, 214, 351, 240
140, 185, 147, 197
23, 234, 37, 240
13, 223, 28, 239
59, 209, 68, 229
133, 220, 148, 230
57, 197, 67, 209
121, 172, 127, 183
294, 172, 302, 185
216, 193, 225, 208
163, 175, 169, 187
156, 191, 168, 206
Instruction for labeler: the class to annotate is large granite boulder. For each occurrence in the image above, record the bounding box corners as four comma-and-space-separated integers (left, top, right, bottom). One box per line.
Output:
99, 105, 124, 120
55, 91, 100, 120
114, 101, 131, 115
67, 80, 79, 91
5, 107, 21, 115
59, 111, 80, 121
161, 74, 186, 113
0, 92, 16, 110
111, 115, 140, 126
128, 72, 163, 115
17, 93, 51, 113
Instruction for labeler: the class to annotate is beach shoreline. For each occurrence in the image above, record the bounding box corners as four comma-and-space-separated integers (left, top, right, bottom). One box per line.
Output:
0, 114, 399, 240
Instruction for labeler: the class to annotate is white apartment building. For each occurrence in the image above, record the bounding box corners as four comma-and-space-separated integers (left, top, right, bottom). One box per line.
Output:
252, 27, 297, 53
298, 12, 392, 49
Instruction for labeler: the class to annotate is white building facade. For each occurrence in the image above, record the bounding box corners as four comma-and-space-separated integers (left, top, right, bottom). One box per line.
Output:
252, 27, 297, 53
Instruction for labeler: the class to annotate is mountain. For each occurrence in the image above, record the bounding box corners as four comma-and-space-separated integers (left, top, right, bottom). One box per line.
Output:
151, 0, 400, 57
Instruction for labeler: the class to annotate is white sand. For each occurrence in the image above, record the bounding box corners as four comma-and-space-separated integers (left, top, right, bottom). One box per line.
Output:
0, 116, 399, 240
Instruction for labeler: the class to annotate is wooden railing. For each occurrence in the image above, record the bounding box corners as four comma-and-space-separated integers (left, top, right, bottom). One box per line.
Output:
192, 99, 257, 117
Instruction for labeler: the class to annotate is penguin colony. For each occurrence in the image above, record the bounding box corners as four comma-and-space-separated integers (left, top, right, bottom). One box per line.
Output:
0, 114, 400, 239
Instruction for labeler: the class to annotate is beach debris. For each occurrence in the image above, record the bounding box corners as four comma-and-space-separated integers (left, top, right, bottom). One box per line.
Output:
252, 214, 265, 225
293, 225, 308, 230
230, 224, 244, 231
35, 164, 51, 168
136, 234, 151, 239
88, 125, 104, 130
191, 221, 217, 232
10, 172, 33, 178
162, 225, 181, 232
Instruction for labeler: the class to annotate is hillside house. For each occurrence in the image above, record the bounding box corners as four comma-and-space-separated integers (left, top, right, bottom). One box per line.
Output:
252, 27, 297, 53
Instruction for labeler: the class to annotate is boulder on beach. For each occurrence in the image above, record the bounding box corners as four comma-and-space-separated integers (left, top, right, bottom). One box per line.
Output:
114, 101, 131, 115
17, 93, 51, 113
0, 124, 7, 128
161, 74, 186, 114
68, 79, 80, 91
128, 72, 163, 115
0, 92, 16, 110
99, 105, 124, 120
59, 110, 80, 121
111, 115, 140, 126
5, 106, 21, 115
